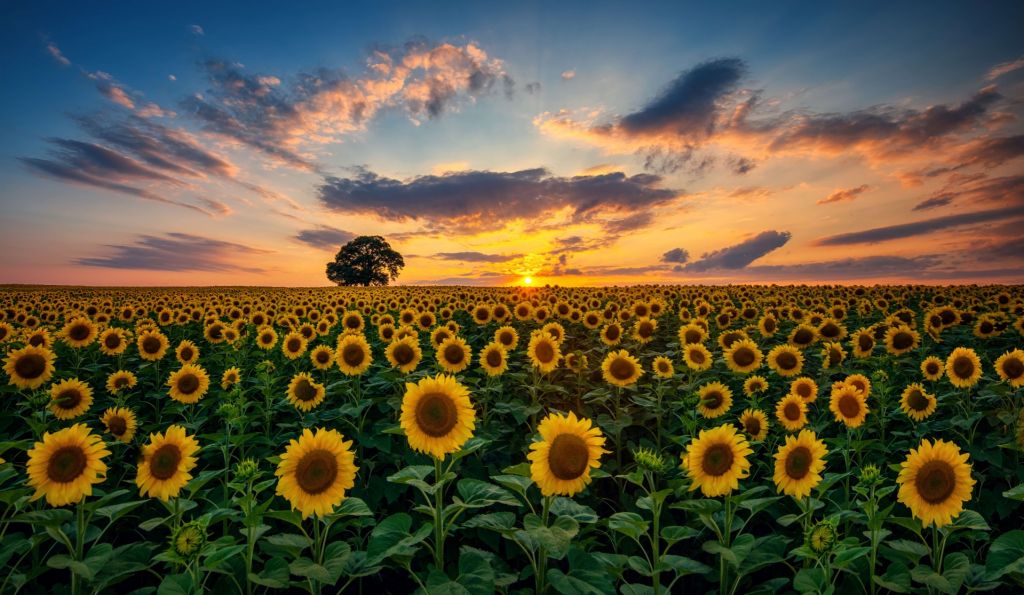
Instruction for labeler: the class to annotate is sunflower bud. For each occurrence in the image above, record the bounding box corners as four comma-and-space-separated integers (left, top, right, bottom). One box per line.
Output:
170, 520, 207, 560
858, 464, 882, 487
234, 458, 260, 482
805, 518, 838, 554
633, 447, 667, 473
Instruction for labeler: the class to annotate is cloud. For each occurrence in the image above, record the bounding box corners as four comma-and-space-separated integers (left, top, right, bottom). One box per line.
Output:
912, 194, 954, 211
561, 70, 576, 81
189, 24, 205, 36
912, 174, 1024, 211
317, 167, 682, 231
525, 82, 541, 94
293, 226, 357, 250
44, 41, 71, 67
75, 232, 270, 272
432, 251, 522, 263
815, 205, 1024, 245
681, 230, 791, 272
987, 56, 1024, 80
661, 247, 690, 263
956, 135, 1024, 168
818, 184, 870, 205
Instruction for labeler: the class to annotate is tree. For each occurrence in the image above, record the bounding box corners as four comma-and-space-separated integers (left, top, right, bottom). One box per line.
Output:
326, 236, 405, 286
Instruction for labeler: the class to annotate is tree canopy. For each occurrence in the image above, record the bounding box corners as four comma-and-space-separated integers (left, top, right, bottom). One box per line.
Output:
325, 235, 404, 286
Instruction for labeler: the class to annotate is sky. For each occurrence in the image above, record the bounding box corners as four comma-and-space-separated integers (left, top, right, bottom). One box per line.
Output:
1, 0, 1023, 287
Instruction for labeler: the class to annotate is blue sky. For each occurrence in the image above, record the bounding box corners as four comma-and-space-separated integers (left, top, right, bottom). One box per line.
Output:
1, 1, 1022, 285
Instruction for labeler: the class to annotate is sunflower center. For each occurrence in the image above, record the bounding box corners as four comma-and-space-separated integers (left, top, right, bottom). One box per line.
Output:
914, 460, 956, 504
548, 434, 590, 480
703, 390, 724, 410
69, 324, 90, 341
606, 326, 620, 341
657, 361, 670, 373
793, 329, 813, 345
142, 336, 161, 353
701, 444, 735, 477
14, 353, 46, 379
55, 388, 82, 410
316, 350, 331, 364
261, 333, 274, 344
177, 373, 200, 395
858, 335, 873, 351
785, 446, 812, 480
443, 344, 465, 365
498, 332, 514, 346
534, 341, 555, 364
295, 449, 339, 495
784, 401, 801, 421
287, 338, 301, 352
689, 349, 706, 364
393, 343, 414, 365
893, 332, 913, 350
1002, 357, 1024, 379
105, 334, 121, 349
838, 393, 861, 418
486, 349, 503, 368
638, 322, 654, 338
149, 444, 182, 480
342, 344, 365, 367
608, 358, 635, 380
952, 356, 974, 378
46, 446, 87, 483
777, 351, 798, 369
926, 362, 940, 375
346, 317, 361, 329
114, 376, 129, 388
180, 347, 194, 361
107, 415, 128, 436
744, 417, 761, 436
414, 392, 459, 437
294, 379, 318, 401
795, 383, 812, 399
907, 389, 929, 411
733, 347, 755, 367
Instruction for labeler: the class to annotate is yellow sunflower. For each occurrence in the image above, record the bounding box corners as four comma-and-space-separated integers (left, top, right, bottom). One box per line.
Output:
167, 364, 211, 404
821, 342, 846, 369
884, 325, 920, 356
399, 374, 476, 459
946, 347, 982, 388
287, 372, 326, 411
773, 429, 827, 499
281, 332, 308, 360
221, 367, 240, 390
739, 409, 769, 441
652, 356, 674, 379
101, 407, 138, 443
494, 326, 519, 350
309, 345, 335, 371
742, 375, 768, 396
600, 323, 623, 346
275, 427, 358, 519
844, 374, 872, 399
790, 377, 818, 403
680, 424, 752, 497
106, 370, 138, 394
897, 439, 974, 528
678, 323, 707, 345
386, 336, 422, 374
900, 383, 937, 422
994, 350, 1024, 388
255, 326, 278, 350
336, 334, 373, 376
26, 423, 109, 506
698, 381, 733, 419
137, 330, 169, 361
724, 339, 763, 374
175, 340, 200, 365
61, 317, 98, 348
528, 411, 608, 497
632, 318, 657, 345
920, 356, 944, 382
850, 328, 875, 358
602, 350, 643, 387
829, 384, 869, 428
98, 327, 129, 356
479, 342, 508, 376
682, 343, 713, 372
527, 332, 561, 374
4, 344, 56, 389
775, 393, 808, 431
767, 344, 804, 377
436, 336, 472, 374
136, 425, 200, 501
49, 378, 93, 420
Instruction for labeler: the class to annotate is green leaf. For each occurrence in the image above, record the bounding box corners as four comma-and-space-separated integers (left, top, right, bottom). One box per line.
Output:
157, 573, 193, 595
455, 548, 495, 595
985, 530, 1024, 580
607, 512, 648, 541
386, 465, 434, 485
289, 557, 332, 583
793, 567, 827, 594
873, 562, 911, 593
248, 557, 290, 589
455, 479, 518, 508
550, 498, 598, 523
461, 511, 516, 532
661, 525, 698, 544
94, 500, 146, 523
322, 541, 352, 584
659, 554, 710, 576
911, 564, 953, 594
833, 545, 871, 567
203, 544, 244, 569
264, 533, 312, 550
1003, 484, 1024, 501
523, 514, 579, 559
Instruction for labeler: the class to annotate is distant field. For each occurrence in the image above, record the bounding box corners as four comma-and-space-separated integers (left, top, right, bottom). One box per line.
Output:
1, 285, 1023, 594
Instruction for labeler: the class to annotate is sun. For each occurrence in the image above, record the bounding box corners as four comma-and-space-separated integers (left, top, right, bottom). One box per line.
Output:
523, 276, 533, 286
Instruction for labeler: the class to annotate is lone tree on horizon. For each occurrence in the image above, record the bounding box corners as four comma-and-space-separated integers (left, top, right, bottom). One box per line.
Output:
326, 235, 405, 286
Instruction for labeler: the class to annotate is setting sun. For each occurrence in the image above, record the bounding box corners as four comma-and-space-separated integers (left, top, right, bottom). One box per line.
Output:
522, 276, 533, 286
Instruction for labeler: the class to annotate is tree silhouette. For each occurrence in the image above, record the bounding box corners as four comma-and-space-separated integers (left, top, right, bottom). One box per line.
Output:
326, 236, 404, 286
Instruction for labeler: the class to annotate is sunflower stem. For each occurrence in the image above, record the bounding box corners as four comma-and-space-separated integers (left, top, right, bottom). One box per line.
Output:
433, 455, 446, 572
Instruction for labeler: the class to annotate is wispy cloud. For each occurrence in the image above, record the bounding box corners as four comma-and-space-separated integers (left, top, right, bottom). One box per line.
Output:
680, 230, 791, 272
44, 40, 71, 67
432, 251, 522, 263
818, 184, 870, 205
987, 55, 1024, 80
815, 205, 1024, 245
76, 232, 270, 272
293, 226, 356, 250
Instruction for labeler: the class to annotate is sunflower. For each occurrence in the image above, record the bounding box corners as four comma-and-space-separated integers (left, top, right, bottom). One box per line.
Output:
136, 425, 200, 501
652, 356, 674, 379
632, 318, 657, 344
565, 351, 588, 373
821, 342, 846, 369
49, 378, 93, 420
788, 324, 818, 349
137, 330, 169, 361
773, 429, 827, 499
682, 343, 713, 372
844, 374, 872, 399
900, 383, 937, 421
527, 332, 561, 374
829, 384, 869, 428
309, 345, 335, 371
62, 317, 98, 348
920, 356, 944, 382
897, 438, 974, 527
494, 326, 519, 350
697, 381, 733, 419
946, 347, 982, 388
602, 350, 643, 387
479, 342, 508, 376
680, 424, 752, 497
528, 411, 607, 497
775, 393, 808, 431
26, 423, 109, 506
884, 325, 920, 356
219, 367, 240, 391
175, 340, 200, 365
3, 344, 56, 389
739, 409, 769, 441
167, 364, 211, 404
767, 344, 804, 377
275, 427, 358, 519
743, 375, 768, 396
101, 407, 138, 443
400, 374, 476, 459
724, 339, 763, 374
678, 323, 707, 345
994, 349, 1024, 388
287, 372, 326, 411
106, 370, 137, 394
255, 326, 278, 350
386, 336, 422, 374
281, 332, 308, 360
790, 377, 818, 403
850, 328, 875, 358
98, 327, 129, 356
600, 323, 623, 346
336, 334, 373, 376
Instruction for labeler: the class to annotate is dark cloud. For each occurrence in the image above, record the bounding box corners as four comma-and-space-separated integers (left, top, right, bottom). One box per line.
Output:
75, 232, 270, 272
818, 184, 870, 205
913, 194, 955, 211
661, 247, 690, 263
681, 230, 791, 272
957, 135, 1024, 168
317, 167, 682, 231
600, 212, 656, 234
432, 251, 521, 263
294, 226, 356, 250
729, 156, 756, 174
815, 205, 1024, 245
525, 82, 541, 94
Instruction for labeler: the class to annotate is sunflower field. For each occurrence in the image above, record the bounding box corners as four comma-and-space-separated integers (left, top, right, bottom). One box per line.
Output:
1, 285, 1023, 594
